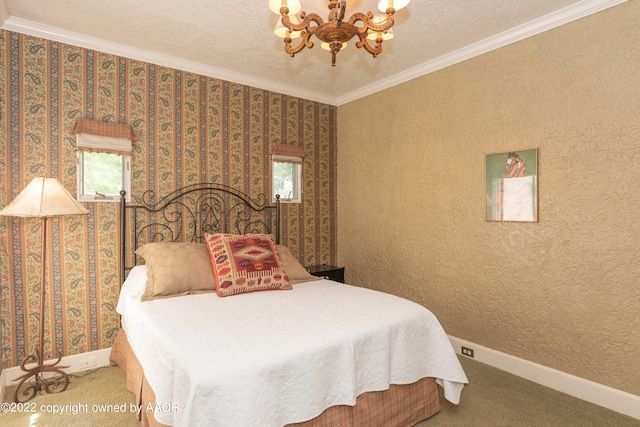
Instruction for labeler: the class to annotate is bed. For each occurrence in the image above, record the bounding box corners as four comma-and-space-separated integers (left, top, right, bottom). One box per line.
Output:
110, 183, 468, 426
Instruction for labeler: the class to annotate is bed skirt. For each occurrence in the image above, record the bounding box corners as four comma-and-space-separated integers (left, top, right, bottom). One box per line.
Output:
110, 329, 441, 426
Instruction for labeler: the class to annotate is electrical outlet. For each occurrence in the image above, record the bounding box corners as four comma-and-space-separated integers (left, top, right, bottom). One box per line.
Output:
461, 346, 474, 358
79, 357, 97, 369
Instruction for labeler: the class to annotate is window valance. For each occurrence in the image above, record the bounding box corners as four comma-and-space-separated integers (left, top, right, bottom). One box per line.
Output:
73, 118, 134, 155
270, 144, 304, 164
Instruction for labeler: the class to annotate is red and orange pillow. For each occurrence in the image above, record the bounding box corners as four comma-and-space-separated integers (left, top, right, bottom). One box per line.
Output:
204, 233, 292, 297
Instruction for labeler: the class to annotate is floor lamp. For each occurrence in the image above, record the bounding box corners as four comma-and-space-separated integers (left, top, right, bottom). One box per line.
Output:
0, 177, 89, 403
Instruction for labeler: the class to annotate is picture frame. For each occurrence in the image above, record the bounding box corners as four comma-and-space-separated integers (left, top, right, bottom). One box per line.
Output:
485, 148, 538, 222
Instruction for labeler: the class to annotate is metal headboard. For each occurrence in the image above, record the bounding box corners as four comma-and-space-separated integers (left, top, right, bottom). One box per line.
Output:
119, 183, 280, 283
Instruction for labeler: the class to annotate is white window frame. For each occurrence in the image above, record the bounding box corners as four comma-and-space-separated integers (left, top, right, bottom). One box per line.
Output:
272, 154, 302, 203
77, 151, 131, 202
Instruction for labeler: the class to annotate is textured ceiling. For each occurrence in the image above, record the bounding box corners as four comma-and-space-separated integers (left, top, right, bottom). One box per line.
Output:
0, 0, 626, 105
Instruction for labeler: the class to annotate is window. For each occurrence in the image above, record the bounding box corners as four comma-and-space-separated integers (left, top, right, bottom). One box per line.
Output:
73, 118, 134, 202
271, 144, 305, 203
272, 155, 302, 203
77, 151, 131, 202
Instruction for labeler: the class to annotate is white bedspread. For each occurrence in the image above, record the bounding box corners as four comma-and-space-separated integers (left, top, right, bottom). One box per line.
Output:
117, 266, 468, 426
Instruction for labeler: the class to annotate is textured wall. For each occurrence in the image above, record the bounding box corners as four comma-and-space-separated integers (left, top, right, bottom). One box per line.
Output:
338, 1, 640, 395
0, 30, 337, 368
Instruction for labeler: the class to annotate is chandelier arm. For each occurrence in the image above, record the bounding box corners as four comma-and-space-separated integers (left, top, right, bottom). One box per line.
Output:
282, 12, 324, 33
285, 31, 314, 57
282, 13, 325, 57
353, 31, 382, 57
346, 12, 394, 35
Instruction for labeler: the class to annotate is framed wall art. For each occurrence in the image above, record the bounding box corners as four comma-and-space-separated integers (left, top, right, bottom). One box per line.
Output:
486, 148, 538, 222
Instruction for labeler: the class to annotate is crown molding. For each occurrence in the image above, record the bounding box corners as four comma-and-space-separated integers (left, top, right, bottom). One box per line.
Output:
0, 15, 337, 106
0, 0, 627, 107
337, 0, 628, 106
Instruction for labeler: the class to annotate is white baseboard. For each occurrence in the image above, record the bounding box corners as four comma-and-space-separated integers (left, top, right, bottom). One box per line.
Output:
1, 348, 112, 403
0, 369, 6, 405
448, 335, 640, 420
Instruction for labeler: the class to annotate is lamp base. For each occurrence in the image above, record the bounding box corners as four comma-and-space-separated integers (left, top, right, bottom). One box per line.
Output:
13, 347, 69, 403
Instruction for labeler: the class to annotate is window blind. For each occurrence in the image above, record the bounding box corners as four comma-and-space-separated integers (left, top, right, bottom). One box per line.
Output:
270, 144, 304, 164
73, 118, 134, 155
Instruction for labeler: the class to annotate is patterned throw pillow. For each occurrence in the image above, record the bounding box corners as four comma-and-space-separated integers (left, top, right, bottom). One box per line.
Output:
204, 233, 292, 297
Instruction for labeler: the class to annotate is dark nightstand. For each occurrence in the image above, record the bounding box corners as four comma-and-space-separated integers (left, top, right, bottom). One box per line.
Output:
307, 264, 345, 283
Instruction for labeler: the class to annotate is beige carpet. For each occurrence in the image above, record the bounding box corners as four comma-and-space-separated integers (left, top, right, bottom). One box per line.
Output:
420, 357, 640, 427
1, 365, 139, 426
1, 357, 639, 426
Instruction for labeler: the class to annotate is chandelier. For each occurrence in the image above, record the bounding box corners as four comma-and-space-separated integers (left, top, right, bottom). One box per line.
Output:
269, 0, 411, 66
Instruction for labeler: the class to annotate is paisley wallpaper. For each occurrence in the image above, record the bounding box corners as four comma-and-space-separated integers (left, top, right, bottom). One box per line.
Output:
0, 30, 337, 368
338, 1, 640, 396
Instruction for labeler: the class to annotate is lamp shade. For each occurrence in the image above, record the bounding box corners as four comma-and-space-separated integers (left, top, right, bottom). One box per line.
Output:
378, 0, 411, 12
275, 16, 301, 38
268, 0, 302, 15
0, 177, 89, 218
321, 42, 348, 51
367, 27, 394, 41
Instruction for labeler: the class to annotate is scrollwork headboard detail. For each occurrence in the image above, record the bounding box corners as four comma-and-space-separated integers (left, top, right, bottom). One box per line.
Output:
119, 183, 280, 283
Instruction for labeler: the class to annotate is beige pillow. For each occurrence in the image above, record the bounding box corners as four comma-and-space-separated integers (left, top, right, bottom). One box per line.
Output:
136, 242, 216, 301
276, 244, 316, 284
